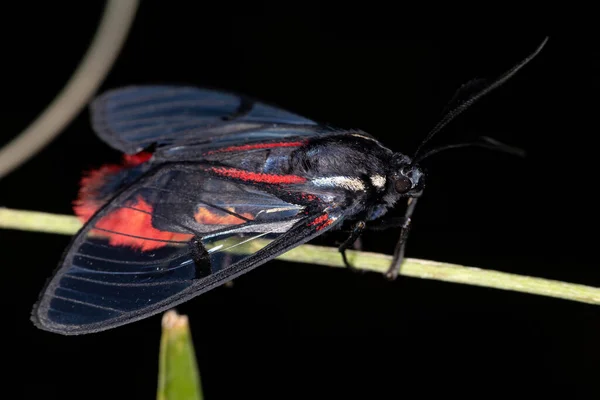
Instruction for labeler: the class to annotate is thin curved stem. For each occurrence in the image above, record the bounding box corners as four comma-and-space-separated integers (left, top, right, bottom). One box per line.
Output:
0, 0, 140, 180
0, 207, 598, 306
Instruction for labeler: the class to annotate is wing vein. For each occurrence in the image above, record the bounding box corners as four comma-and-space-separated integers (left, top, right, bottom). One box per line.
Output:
73, 250, 187, 266
64, 273, 191, 287
50, 295, 124, 313
143, 185, 253, 222
92, 226, 190, 244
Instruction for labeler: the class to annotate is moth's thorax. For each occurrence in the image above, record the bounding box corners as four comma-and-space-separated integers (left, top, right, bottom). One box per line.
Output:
284, 133, 424, 222
290, 133, 393, 182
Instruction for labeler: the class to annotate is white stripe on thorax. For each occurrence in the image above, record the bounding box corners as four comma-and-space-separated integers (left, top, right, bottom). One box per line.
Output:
311, 176, 365, 191
370, 174, 386, 188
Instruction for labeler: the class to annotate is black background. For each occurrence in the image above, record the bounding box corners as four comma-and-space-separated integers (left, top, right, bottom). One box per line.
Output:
1, 3, 598, 399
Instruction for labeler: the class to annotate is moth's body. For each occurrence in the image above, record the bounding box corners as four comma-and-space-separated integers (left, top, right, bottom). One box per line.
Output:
122, 131, 423, 238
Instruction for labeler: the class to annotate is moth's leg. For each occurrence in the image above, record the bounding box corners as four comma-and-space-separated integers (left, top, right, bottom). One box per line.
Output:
353, 237, 363, 251
365, 217, 407, 232
189, 236, 212, 279
223, 253, 235, 287
338, 220, 366, 270
386, 197, 419, 280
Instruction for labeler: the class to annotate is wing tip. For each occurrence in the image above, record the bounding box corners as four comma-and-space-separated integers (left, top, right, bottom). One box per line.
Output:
29, 295, 84, 336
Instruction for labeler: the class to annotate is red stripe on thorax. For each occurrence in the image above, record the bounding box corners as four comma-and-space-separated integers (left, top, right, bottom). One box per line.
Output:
205, 140, 306, 155
210, 167, 306, 184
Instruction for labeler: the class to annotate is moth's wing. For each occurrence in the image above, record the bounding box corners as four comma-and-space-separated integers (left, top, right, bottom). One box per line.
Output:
90, 85, 323, 154
32, 164, 341, 335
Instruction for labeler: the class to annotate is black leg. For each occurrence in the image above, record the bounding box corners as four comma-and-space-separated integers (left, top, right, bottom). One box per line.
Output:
338, 220, 366, 270
365, 217, 407, 232
189, 236, 212, 279
386, 196, 419, 280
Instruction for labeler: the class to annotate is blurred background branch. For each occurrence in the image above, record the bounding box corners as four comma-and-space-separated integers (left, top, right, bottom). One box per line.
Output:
0, 0, 139, 180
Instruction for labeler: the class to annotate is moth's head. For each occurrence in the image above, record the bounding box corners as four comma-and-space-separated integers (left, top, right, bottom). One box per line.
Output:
384, 153, 425, 203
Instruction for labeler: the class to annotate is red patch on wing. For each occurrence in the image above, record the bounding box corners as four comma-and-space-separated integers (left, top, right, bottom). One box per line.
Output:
72, 151, 188, 251
194, 207, 254, 225
308, 214, 333, 231
205, 140, 306, 155
83, 196, 193, 251
210, 167, 306, 184
317, 219, 334, 231
73, 165, 122, 219
123, 152, 153, 165
301, 193, 317, 201
308, 214, 328, 226
74, 151, 153, 217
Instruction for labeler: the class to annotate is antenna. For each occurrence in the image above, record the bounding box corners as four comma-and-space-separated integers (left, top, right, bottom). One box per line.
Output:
412, 37, 549, 162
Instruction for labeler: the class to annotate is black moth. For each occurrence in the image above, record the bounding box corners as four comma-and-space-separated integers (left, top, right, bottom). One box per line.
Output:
32, 38, 548, 334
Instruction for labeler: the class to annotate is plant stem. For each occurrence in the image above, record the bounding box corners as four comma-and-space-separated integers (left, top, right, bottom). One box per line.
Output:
1, 207, 598, 306
158, 310, 203, 400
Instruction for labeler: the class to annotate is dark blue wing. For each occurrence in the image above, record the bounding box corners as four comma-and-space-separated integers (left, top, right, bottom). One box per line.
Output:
90, 85, 320, 154
31, 163, 342, 335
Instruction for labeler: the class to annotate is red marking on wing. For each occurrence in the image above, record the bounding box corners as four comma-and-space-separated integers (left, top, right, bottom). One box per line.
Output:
301, 193, 317, 201
317, 219, 333, 231
78, 196, 192, 251
123, 151, 152, 165
194, 207, 254, 225
308, 214, 328, 226
308, 214, 333, 231
205, 140, 306, 155
74, 164, 122, 212
74, 151, 153, 215
210, 167, 306, 184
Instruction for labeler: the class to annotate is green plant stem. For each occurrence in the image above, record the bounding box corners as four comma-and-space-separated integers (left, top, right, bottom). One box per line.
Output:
1, 207, 598, 306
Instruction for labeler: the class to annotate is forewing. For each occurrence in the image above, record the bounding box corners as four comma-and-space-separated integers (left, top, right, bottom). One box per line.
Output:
90, 85, 321, 154
32, 163, 340, 335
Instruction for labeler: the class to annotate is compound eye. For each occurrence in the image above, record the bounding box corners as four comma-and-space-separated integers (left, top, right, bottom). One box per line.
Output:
394, 176, 412, 194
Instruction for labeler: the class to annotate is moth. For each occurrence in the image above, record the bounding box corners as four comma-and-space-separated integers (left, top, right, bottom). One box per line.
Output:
32, 38, 548, 334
